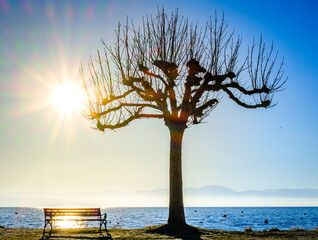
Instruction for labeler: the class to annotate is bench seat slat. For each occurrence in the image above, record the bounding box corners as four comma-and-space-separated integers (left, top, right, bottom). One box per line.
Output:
44, 208, 102, 217
44, 209, 101, 212
45, 213, 101, 216
44, 208, 101, 210
45, 218, 103, 221
44, 210, 100, 213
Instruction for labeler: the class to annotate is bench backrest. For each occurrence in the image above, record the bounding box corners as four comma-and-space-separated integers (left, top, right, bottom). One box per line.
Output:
44, 208, 102, 220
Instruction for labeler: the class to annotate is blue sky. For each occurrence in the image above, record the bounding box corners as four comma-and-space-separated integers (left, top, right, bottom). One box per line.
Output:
0, 0, 317, 206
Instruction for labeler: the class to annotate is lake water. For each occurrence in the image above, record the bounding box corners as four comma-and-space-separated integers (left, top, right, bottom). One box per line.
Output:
0, 207, 317, 231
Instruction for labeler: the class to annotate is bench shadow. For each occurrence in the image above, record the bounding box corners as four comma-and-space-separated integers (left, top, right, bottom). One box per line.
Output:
41, 233, 112, 240
43, 237, 111, 240
146, 224, 203, 240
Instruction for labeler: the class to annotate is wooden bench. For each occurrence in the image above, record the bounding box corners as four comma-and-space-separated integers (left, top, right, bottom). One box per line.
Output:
42, 208, 108, 238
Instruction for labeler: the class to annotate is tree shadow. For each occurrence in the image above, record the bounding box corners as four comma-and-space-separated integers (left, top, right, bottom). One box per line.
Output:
146, 224, 203, 240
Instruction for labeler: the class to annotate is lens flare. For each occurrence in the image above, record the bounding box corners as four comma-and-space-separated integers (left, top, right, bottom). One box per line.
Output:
0, 0, 119, 155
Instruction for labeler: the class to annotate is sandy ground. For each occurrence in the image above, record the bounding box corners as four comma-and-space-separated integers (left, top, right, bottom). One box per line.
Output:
1, 225, 318, 240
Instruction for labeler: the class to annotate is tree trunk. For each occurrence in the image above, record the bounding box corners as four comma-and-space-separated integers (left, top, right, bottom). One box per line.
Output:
168, 127, 186, 225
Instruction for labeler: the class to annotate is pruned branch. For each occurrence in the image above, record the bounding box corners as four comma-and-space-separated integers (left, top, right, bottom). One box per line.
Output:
96, 111, 164, 131
223, 87, 271, 109
90, 103, 161, 119
81, 9, 286, 132
102, 89, 135, 105
222, 82, 270, 95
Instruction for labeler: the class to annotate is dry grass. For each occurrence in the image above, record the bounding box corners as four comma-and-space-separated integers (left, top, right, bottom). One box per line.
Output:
1, 225, 318, 240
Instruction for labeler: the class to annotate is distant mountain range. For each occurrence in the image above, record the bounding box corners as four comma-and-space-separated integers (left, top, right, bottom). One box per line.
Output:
106, 185, 318, 198
184, 185, 318, 198
1, 185, 318, 207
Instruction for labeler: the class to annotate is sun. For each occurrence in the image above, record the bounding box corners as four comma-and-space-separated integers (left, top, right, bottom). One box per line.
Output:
50, 83, 85, 113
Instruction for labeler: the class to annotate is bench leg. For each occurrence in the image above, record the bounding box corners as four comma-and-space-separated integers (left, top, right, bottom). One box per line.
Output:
103, 220, 110, 237
105, 220, 108, 234
99, 219, 109, 236
42, 221, 52, 239
50, 221, 52, 235
42, 222, 46, 238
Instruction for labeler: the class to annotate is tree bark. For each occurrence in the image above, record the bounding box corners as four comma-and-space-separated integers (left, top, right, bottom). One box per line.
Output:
168, 127, 186, 225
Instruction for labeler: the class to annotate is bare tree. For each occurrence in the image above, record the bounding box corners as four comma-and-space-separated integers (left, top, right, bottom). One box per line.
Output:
80, 9, 286, 226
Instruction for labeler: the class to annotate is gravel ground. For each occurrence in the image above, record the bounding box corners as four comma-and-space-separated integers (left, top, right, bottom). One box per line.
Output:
1, 225, 318, 240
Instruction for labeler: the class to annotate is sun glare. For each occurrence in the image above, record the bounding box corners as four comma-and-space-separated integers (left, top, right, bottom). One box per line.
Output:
55, 220, 84, 229
50, 83, 85, 113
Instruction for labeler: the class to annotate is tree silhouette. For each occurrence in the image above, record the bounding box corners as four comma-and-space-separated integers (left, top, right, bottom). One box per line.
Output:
80, 9, 286, 226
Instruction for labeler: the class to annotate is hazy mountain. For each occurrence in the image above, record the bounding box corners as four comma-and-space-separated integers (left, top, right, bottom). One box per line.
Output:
239, 188, 318, 198
1, 185, 318, 207
185, 185, 237, 196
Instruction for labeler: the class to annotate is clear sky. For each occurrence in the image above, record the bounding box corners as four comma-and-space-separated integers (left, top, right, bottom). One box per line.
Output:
0, 0, 317, 206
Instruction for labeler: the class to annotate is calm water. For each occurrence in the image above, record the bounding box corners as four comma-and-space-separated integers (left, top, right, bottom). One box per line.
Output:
0, 207, 317, 231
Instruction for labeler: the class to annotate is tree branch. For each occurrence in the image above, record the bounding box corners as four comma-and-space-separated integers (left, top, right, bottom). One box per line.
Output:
191, 72, 235, 105
137, 114, 165, 119
222, 88, 270, 108
139, 64, 168, 86
101, 89, 135, 105
90, 103, 161, 119
193, 99, 218, 117
222, 82, 270, 95
96, 113, 164, 131
96, 115, 136, 131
